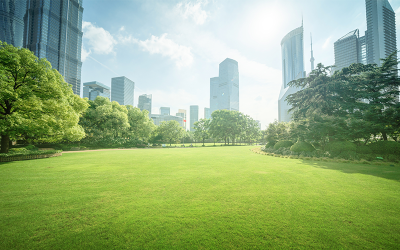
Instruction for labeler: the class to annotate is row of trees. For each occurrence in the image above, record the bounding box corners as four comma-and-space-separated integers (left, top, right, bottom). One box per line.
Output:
1, 42, 261, 153
265, 53, 400, 148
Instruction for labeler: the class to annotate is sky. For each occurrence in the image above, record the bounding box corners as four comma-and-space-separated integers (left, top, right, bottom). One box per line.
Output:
80, 0, 400, 129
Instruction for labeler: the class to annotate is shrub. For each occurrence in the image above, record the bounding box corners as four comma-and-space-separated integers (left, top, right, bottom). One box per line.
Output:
9, 148, 27, 152
265, 142, 276, 148
369, 141, 400, 155
24, 145, 38, 151
325, 141, 356, 154
356, 145, 372, 154
290, 141, 315, 152
273, 140, 293, 150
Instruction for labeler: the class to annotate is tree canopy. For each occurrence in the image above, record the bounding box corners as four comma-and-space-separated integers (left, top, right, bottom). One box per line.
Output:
0, 42, 88, 153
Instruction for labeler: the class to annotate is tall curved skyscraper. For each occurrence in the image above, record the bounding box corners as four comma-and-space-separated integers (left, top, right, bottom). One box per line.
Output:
278, 25, 305, 122
0, 0, 27, 47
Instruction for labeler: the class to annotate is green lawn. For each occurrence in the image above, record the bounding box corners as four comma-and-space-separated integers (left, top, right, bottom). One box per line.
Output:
1, 146, 399, 249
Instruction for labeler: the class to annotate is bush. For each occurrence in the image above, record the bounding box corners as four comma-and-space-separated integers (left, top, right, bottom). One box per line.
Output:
290, 141, 315, 152
369, 141, 400, 155
356, 145, 372, 154
9, 148, 27, 152
25, 145, 38, 151
325, 141, 356, 154
265, 142, 275, 148
274, 140, 293, 150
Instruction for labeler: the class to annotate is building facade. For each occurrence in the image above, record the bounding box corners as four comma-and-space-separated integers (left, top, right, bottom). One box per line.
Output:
138, 94, 152, 114
111, 76, 134, 106
278, 25, 305, 122
160, 107, 170, 116
365, 0, 396, 66
210, 77, 219, 114
23, 0, 84, 95
177, 109, 187, 130
218, 58, 239, 111
0, 0, 27, 47
190, 105, 198, 132
334, 29, 362, 72
150, 114, 184, 128
83, 81, 110, 101
204, 108, 211, 119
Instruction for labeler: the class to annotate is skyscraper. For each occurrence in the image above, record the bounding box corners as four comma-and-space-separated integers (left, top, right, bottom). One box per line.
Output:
83, 81, 110, 101
365, 0, 396, 66
278, 24, 305, 122
0, 0, 27, 47
160, 107, 170, 116
310, 34, 315, 71
334, 29, 362, 72
218, 58, 239, 111
138, 94, 152, 114
23, 0, 84, 95
111, 76, 134, 106
190, 105, 198, 132
204, 108, 211, 119
210, 77, 219, 114
177, 109, 187, 130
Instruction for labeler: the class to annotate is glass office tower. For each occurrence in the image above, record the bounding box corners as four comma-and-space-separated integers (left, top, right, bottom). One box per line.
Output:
160, 107, 170, 116
138, 94, 152, 114
218, 58, 239, 111
23, 0, 84, 95
0, 0, 27, 47
210, 77, 219, 114
278, 24, 305, 122
204, 108, 211, 119
190, 105, 198, 132
111, 76, 135, 106
83, 81, 110, 101
334, 29, 360, 72
365, 0, 396, 66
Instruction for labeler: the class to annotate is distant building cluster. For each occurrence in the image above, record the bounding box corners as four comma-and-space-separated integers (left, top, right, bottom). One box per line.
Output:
279, 0, 397, 122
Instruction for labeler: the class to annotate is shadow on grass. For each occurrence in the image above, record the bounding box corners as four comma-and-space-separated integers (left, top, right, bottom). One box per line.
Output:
298, 159, 400, 182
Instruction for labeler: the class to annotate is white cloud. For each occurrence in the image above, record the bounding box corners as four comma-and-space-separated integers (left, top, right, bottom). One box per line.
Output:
322, 36, 332, 49
120, 33, 194, 68
82, 21, 117, 55
81, 46, 91, 62
176, 0, 208, 25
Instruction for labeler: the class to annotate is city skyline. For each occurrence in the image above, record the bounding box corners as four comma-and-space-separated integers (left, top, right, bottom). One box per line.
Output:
79, 0, 399, 129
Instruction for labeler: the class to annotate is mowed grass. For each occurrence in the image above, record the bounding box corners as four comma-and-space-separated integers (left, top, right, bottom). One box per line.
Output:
1, 147, 400, 249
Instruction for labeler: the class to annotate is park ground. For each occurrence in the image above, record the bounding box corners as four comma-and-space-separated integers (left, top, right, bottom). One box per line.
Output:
1, 146, 399, 249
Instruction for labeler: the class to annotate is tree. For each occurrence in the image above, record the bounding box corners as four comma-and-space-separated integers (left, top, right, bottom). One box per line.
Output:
126, 106, 155, 142
79, 96, 130, 143
0, 42, 88, 153
194, 118, 210, 146
156, 120, 184, 146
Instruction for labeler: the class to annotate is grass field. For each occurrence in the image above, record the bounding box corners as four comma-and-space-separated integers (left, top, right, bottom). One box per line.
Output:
1, 146, 399, 249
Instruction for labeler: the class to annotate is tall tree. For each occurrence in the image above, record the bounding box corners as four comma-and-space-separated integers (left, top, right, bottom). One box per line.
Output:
194, 118, 210, 146
0, 42, 88, 153
156, 120, 185, 146
126, 106, 155, 142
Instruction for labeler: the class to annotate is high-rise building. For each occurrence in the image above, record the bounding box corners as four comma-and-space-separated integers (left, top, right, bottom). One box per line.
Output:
255, 120, 262, 130
218, 58, 239, 111
310, 34, 315, 71
204, 108, 211, 119
111, 76, 134, 106
210, 77, 219, 114
190, 105, 198, 132
0, 0, 27, 47
365, 0, 396, 66
160, 107, 170, 116
334, 29, 363, 72
83, 81, 110, 101
23, 0, 84, 95
278, 24, 305, 122
138, 94, 152, 114
177, 109, 187, 130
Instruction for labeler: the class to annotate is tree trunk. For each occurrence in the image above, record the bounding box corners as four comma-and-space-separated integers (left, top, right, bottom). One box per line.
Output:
382, 132, 388, 141
1, 134, 10, 153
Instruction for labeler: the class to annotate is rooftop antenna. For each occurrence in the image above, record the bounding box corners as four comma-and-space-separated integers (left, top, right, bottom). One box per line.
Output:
310, 33, 315, 71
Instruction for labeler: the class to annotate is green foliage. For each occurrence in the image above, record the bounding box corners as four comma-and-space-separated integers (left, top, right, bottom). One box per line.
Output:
24, 145, 38, 151
325, 141, 356, 154
273, 140, 293, 150
126, 106, 155, 142
0, 42, 88, 153
154, 120, 185, 146
265, 142, 276, 148
356, 145, 372, 154
264, 120, 290, 145
194, 119, 210, 146
369, 141, 400, 155
290, 141, 315, 152
0, 149, 61, 158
